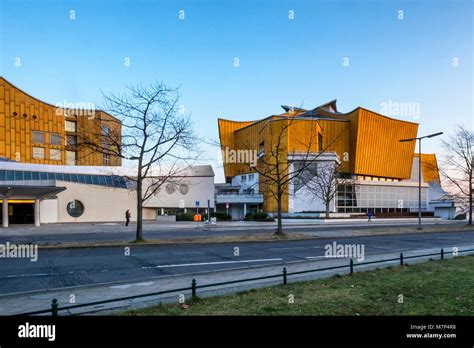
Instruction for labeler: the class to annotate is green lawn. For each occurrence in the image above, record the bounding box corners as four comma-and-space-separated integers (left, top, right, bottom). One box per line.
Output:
123, 255, 474, 316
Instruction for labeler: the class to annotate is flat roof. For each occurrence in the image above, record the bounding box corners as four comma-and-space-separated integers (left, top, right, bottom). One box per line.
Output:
0, 162, 215, 177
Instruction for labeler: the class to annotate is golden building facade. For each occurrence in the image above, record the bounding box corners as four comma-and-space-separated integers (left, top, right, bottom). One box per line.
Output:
0, 77, 121, 166
218, 100, 441, 214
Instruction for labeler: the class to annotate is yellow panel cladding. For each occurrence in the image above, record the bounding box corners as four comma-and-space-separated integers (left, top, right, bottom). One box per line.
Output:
415, 153, 440, 183
218, 118, 255, 178
317, 119, 351, 172
259, 118, 290, 213
353, 108, 418, 179
0, 77, 121, 166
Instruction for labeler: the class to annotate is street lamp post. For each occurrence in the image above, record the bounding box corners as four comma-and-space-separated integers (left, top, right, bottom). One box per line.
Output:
399, 132, 443, 230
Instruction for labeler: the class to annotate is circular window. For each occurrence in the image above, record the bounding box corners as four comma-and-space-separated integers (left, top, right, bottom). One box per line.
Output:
67, 200, 84, 218
179, 184, 189, 195
165, 183, 176, 194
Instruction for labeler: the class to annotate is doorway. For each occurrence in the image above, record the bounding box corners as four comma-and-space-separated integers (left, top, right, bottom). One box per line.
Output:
0, 202, 35, 224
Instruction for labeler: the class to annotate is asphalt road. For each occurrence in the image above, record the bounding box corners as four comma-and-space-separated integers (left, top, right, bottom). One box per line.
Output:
0, 220, 466, 245
0, 230, 473, 295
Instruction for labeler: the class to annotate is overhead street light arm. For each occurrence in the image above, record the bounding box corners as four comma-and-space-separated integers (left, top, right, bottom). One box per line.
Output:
397, 131, 443, 230
399, 132, 443, 142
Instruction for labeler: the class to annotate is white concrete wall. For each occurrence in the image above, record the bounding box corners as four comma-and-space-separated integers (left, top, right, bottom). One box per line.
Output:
290, 185, 332, 213
143, 176, 215, 209
55, 181, 137, 223
40, 199, 58, 223
288, 159, 337, 214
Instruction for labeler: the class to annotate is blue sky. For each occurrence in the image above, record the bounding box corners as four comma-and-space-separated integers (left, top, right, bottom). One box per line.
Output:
0, 0, 472, 182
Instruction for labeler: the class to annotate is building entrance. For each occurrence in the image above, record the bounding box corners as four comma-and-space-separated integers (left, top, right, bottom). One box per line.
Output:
0, 201, 35, 224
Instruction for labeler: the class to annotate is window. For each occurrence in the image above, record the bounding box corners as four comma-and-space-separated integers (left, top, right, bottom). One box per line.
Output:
50, 149, 61, 161
103, 153, 110, 165
50, 133, 62, 145
67, 200, 84, 218
101, 125, 113, 147
66, 151, 77, 165
248, 174, 255, 181
179, 184, 189, 195
102, 125, 110, 136
65, 120, 77, 132
32, 131, 45, 144
241, 175, 246, 182
32, 147, 45, 159
318, 133, 323, 151
166, 183, 176, 194
66, 135, 77, 148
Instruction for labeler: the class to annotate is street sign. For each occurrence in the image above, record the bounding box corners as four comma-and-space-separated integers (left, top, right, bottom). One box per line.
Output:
195, 201, 200, 206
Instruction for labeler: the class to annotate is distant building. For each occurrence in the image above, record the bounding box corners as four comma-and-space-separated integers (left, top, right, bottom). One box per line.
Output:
217, 100, 454, 219
0, 78, 214, 227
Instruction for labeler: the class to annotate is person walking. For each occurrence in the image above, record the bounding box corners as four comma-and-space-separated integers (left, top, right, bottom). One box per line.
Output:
125, 209, 131, 226
367, 209, 373, 223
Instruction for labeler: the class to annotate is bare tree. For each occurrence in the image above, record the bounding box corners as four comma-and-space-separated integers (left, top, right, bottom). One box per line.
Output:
240, 116, 346, 235
79, 82, 197, 240
439, 125, 473, 224
300, 161, 354, 218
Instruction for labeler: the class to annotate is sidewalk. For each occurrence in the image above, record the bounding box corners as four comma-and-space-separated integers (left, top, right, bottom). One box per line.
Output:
2, 244, 473, 316
0, 217, 457, 237
0, 219, 470, 249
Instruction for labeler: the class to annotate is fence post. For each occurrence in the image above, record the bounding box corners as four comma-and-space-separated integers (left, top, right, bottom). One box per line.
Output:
349, 259, 353, 274
51, 299, 58, 317
191, 279, 197, 298
283, 267, 287, 285
400, 252, 404, 266
441, 248, 444, 260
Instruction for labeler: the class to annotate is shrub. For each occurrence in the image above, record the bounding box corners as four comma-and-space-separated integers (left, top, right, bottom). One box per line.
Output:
210, 212, 232, 221
175, 212, 195, 221
252, 212, 268, 220
244, 213, 254, 221
243, 212, 273, 221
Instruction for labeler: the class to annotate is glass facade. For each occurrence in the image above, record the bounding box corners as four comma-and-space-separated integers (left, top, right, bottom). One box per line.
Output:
0, 169, 128, 188
336, 184, 427, 213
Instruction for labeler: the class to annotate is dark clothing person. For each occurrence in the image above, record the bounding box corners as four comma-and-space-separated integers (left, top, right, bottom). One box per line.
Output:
125, 210, 131, 226
367, 210, 373, 223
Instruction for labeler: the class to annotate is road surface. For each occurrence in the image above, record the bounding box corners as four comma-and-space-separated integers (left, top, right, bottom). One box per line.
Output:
0, 230, 472, 296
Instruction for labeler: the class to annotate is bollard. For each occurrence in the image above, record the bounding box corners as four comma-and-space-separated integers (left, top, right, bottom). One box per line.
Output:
441, 248, 444, 260
51, 299, 58, 317
400, 252, 404, 266
283, 267, 287, 285
349, 259, 353, 274
191, 279, 197, 298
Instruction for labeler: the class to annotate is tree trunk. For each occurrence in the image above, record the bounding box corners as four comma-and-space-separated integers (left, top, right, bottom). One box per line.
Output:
136, 176, 143, 241
325, 202, 330, 219
275, 191, 284, 235
469, 172, 472, 225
